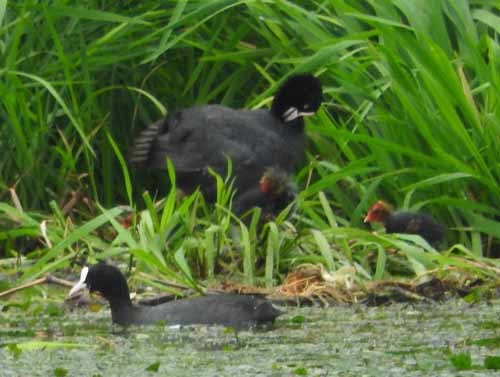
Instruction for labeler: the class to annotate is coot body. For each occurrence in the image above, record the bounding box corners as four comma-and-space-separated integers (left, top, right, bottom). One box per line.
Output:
130, 74, 322, 203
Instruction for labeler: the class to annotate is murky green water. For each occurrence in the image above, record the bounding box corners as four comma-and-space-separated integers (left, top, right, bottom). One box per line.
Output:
1, 299, 499, 376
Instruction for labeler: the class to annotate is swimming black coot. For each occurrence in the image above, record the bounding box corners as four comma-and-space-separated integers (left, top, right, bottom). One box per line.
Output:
364, 200, 445, 245
68, 263, 282, 328
233, 166, 297, 217
130, 74, 322, 203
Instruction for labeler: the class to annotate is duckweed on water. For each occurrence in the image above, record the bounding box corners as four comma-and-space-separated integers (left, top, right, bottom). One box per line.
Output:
1, 299, 499, 376
484, 356, 500, 370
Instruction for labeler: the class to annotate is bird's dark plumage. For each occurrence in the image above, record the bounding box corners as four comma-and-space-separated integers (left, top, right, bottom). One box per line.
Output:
364, 201, 445, 246
129, 74, 322, 204
68, 263, 282, 328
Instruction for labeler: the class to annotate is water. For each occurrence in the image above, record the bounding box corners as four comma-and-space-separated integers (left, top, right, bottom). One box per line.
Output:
1, 299, 499, 376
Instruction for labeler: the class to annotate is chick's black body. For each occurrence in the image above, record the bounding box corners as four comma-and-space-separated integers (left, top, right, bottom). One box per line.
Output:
130, 74, 322, 204
384, 211, 445, 246
70, 263, 282, 329
232, 184, 295, 217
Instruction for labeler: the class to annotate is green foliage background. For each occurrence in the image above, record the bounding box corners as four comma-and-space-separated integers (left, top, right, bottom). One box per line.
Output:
1, 0, 499, 286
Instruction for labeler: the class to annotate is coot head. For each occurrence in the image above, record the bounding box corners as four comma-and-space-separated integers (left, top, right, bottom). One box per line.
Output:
68, 263, 131, 303
364, 200, 393, 224
271, 74, 322, 123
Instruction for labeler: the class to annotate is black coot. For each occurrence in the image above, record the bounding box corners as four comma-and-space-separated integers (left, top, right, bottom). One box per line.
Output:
68, 263, 282, 328
364, 200, 445, 245
130, 74, 322, 203
233, 166, 297, 218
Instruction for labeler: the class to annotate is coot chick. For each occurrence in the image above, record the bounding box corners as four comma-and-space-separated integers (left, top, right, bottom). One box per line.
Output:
68, 263, 282, 328
233, 166, 297, 218
130, 74, 322, 203
364, 200, 445, 245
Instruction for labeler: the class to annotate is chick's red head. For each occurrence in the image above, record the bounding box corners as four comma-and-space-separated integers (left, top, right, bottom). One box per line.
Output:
364, 200, 393, 224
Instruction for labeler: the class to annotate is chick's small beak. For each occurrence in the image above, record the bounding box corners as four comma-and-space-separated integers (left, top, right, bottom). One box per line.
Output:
363, 213, 372, 223
259, 175, 269, 193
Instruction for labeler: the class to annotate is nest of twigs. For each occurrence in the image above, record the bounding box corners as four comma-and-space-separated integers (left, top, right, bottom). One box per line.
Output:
215, 263, 498, 307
